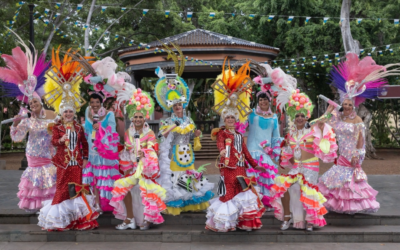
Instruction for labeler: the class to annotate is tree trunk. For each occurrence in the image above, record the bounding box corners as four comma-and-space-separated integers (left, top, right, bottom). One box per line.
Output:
42, 0, 88, 55
85, 0, 97, 56
340, 0, 378, 159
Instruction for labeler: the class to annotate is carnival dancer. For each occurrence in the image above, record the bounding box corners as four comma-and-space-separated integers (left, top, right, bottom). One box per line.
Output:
0, 37, 57, 212
38, 49, 99, 231
246, 64, 283, 209
155, 43, 214, 215
82, 92, 121, 213
205, 59, 266, 232
269, 68, 338, 231
318, 53, 388, 214
110, 86, 166, 230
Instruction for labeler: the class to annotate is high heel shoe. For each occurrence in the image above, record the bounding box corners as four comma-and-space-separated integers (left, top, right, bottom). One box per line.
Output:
306, 223, 313, 232
140, 221, 151, 230
280, 215, 293, 231
94, 204, 103, 215
116, 218, 136, 230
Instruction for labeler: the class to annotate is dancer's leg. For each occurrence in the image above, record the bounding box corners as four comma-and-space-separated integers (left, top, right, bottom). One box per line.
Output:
123, 191, 134, 224
282, 191, 291, 221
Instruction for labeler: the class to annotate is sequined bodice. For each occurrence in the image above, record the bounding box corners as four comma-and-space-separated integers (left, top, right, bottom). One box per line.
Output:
11, 118, 55, 159
329, 110, 365, 163
166, 117, 194, 146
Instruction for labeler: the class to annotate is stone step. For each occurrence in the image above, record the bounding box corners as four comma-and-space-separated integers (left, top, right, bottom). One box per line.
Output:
0, 224, 400, 243
2, 211, 400, 227
194, 156, 219, 160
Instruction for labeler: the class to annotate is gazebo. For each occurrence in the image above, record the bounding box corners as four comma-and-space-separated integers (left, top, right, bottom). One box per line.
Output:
117, 29, 280, 139
118, 29, 280, 86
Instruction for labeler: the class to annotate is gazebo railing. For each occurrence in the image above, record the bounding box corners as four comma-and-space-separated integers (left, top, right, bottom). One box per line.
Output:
194, 120, 219, 134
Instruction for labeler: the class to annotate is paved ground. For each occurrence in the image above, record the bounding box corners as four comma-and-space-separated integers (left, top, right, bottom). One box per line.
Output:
1, 170, 399, 216
2, 148, 400, 174
0, 242, 398, 250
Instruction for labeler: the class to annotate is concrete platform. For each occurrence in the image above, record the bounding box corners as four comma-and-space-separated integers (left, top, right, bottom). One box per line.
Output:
0, 224, 400, 243
1, 171, 400, 242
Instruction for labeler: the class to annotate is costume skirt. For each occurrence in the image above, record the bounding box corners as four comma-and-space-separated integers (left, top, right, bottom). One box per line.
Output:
38, 165, 99, 231
318, 156, 380, 214
82, 126, 121, 211
270, 157, 327, 229
205, 165, 265, 232
17, 155, 57, 212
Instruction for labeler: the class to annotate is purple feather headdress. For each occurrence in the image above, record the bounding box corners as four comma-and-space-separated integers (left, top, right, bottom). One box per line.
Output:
0, 30, 51, 104
328, 53, 392, 107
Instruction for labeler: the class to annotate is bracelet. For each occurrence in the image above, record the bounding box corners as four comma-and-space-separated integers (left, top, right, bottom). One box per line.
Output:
83, 157, 88, 160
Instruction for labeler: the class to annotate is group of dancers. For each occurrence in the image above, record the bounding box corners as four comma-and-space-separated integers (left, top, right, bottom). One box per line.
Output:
1, 36, 392, 232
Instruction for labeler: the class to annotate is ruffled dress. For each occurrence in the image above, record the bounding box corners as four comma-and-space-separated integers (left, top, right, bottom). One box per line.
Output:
270, 125, 338, 229
82, 109, 121, 211
246, 111, 282, 207
11, 118, 57, 212
110, 124, 166, 225
205, 127, 265, 232
38, 122, 98, 231
318, 110, 380, 214
157, 116, 214, 215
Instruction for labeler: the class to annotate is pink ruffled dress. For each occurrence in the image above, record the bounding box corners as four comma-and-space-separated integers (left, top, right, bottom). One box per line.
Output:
318, 110, 380, 214
110, 124, 166, 226
11, 118, 57, 212
269, 124, 338, 229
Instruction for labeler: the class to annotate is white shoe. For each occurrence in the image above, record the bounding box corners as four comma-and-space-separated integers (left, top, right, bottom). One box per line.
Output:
306, 223, 313, 232
140, 221, 151, 231
95, 204, 103, 215
116, 218, 136, 230
280, 215, 292, 231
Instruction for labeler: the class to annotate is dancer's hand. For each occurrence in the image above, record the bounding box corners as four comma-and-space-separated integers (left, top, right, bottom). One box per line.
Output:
220, 149, 226, 156
60, 134, 68, 143
93, 123, 99, 130
326, 104, 335, 114
82, 159, 88, 167
12, 115, 22, 127
194, 129, 201, 137
163, 132, 169, 138
139, 150, 145, 158
254, 166, 266, 173
351, 156, 359, 167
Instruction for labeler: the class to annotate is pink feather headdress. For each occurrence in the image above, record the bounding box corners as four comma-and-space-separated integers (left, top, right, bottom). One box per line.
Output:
329, 53, 400, 106
0, 29, 50, 104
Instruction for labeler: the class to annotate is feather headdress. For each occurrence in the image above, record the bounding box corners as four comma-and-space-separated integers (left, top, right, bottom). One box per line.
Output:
0, 30, 50, 104
154, 42, 190, 112
212, 58, 254, 122
329, 53, 399, 106
252, 63, 274, 98
116, 83, 154, 120
270, 67, 313, 120
43, 47, 86, 114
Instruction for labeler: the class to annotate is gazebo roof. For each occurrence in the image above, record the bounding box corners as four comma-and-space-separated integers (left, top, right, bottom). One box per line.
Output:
118, 29, 279, 54
118, 29, 279, 79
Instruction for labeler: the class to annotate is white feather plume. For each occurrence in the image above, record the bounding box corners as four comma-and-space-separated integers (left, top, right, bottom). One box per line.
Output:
270, 67, 297, 113
116, 82, 136, 114
6, 27, 37, 77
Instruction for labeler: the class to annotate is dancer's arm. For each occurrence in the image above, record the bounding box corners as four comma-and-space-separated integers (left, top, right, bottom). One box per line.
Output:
10, 118, 29, 142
